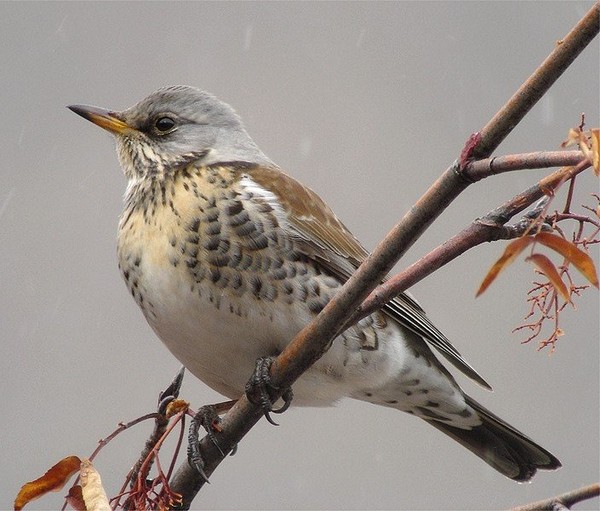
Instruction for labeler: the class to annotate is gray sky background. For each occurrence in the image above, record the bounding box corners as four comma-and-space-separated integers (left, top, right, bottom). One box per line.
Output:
1, 2, 598, 510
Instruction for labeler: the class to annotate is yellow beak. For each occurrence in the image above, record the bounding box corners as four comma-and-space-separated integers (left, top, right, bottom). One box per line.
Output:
68, 104, 132, 135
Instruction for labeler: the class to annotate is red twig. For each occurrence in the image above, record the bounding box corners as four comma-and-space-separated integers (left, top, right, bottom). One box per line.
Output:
119, 410, 187, 510
512, 198, 599, 351
60, 413, 159, 511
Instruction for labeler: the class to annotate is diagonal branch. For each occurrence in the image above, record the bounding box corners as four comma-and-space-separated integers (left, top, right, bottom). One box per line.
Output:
509, 482, 600, 511
346, 161, 590, 328
470, 3, 600, 160
351, 160, 592, 326
170, 4, 599, 507
270, 3, 599, 388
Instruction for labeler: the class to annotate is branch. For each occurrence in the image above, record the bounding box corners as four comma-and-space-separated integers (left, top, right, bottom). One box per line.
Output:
352, 159, 592, 324
509, 482, 600, 511
170, 5, 599, 507
470, 3, 600, 159
465, 150, 585, 182
270, 0, 598, 400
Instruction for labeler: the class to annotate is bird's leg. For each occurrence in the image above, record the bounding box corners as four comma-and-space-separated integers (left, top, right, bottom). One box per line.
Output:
245, 356, 294, 426
187, 400, 237, 481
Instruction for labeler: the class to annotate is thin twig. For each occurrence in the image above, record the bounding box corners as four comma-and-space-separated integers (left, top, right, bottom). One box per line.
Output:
60, 413, 159, 511
123, 410, 187, 509
509, 482, 599, 511
465, 150, 584, 182
124, 414, 169, 498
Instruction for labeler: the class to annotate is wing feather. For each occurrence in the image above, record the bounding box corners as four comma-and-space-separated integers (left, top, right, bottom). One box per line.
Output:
249, 165, 491, 389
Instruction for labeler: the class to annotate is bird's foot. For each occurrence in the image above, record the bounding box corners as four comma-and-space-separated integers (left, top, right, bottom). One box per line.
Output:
245, 356, 293, 425
187, 401, 236, 481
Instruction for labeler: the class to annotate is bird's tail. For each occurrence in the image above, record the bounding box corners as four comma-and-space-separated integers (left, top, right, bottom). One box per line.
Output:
426, 395, 561, 481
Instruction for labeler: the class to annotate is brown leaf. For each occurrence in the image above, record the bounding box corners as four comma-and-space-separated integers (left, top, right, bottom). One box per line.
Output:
476, 236, 534, 296
80, 459, 110, 511
591, 128, 599, 175
14, 455, 81, 510
526, 253, 570, 302
577, 129, 592, 156
561, 127, 599, 173
535, 232, 599, 287
561, 128, 581, 148
65, 485, 87, 511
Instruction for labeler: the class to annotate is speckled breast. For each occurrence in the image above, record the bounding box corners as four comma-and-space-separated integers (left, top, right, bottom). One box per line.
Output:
115, 163, 341, 397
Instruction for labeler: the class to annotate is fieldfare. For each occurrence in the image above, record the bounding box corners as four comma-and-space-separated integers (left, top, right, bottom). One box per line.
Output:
69, 86, 561, 481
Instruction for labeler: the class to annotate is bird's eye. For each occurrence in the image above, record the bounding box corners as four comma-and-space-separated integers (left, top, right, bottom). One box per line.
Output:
154, 116, 176, 133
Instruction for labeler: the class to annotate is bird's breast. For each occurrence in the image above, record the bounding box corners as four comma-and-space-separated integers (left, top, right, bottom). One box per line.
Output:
115, 167, 337, 397
115, 165, 408, 404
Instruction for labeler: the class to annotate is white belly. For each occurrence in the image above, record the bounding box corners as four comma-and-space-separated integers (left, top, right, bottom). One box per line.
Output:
143, 264, 305, 399
136, 256, 408, 406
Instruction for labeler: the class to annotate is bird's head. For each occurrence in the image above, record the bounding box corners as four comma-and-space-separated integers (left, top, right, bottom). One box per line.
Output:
68, 85, 272, 181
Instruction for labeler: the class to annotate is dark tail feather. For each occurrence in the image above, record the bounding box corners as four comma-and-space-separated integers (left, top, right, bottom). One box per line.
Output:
427, 395, 561, 481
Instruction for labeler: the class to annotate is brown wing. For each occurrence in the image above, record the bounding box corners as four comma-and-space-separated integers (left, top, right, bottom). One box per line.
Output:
249, 165, 367, 272
249, 165, 491, 389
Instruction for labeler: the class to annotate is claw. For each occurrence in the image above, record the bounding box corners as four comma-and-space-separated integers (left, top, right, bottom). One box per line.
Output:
188, 408, 215, 482
273, 387, 294, 415
187, 401, 237, 481
245, 356, 293, 425
187, 433, 210, 484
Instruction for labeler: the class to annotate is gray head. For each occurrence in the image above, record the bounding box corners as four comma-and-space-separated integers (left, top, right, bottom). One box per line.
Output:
68, 85, 273, 181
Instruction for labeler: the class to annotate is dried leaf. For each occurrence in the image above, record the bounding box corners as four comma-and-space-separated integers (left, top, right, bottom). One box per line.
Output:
535, 232, 599, 287
14, 455, 81, 510
65, 485, 86, 511
578, 136, 592, 161
526, 253, 570, 302
561, 128, 581, 148
591, 128, 599, 175
561, 127, 598, 172
476, 236, 535, 296
80, 459, 110, 511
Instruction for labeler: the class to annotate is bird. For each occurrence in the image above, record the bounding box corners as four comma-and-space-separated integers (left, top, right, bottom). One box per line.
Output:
68, 85, 560, 482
